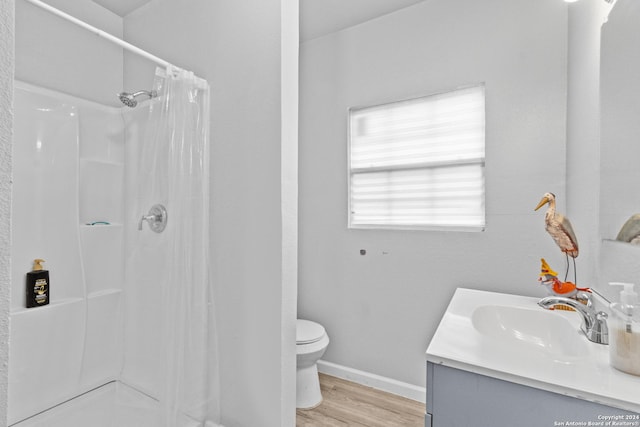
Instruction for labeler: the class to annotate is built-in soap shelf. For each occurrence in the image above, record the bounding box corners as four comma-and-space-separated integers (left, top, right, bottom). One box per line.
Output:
88, 288, 122, 299
10, 289, 124, 316
79, 158, 124, 167
80, 222, 123, 228
10, 297, 84, 316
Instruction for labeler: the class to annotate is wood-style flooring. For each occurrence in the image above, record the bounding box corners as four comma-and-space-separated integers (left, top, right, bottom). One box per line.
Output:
296, 373, 426, 427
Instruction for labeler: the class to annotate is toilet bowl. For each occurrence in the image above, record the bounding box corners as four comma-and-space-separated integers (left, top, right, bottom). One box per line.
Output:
296, 319, 329, 409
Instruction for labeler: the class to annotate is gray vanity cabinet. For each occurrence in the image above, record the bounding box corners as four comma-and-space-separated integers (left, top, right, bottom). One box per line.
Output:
426, 362, 639, 427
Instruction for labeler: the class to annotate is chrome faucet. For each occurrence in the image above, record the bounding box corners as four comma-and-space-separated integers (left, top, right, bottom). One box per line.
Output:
538, 295, 609, 345
138, 204, 168, 233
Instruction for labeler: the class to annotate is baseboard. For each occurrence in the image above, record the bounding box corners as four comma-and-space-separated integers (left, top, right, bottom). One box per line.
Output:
316, 360, 426, 403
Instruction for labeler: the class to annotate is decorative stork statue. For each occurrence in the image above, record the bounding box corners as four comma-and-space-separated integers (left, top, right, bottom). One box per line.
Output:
534, 192, 579, 283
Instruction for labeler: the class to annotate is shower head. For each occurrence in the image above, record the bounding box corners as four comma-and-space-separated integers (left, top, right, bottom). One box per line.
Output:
118, 92, 138, 108
117, 90, 157, 108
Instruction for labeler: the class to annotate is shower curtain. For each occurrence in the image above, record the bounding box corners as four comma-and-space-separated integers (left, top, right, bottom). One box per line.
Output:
135, 66, 219, 427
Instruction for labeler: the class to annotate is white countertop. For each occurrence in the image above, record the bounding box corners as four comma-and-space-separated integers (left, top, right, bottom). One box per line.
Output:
426, 288, 640, 413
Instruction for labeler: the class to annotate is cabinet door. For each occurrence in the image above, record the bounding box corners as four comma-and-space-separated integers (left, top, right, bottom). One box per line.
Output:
426, 362, 638, 427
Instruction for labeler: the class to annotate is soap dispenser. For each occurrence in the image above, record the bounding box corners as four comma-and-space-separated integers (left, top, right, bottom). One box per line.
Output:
609, 282, 640, 376
26, 258, 49, 308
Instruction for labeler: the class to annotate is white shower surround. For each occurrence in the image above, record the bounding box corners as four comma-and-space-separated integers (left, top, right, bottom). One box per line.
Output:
10, 82, 124, 425
9, 81, 221, 427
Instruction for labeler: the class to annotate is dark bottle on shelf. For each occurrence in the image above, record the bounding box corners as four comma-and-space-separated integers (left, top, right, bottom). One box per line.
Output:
26, 258, 49, 308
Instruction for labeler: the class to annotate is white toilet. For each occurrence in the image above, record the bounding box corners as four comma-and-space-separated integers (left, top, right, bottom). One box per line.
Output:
296, 319, 330, 409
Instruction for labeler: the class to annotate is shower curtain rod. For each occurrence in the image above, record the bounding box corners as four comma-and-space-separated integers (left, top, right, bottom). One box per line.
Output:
23, 0, 205, 84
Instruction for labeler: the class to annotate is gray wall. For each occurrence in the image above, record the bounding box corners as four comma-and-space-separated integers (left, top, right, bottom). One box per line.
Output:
299, 0, 569, 387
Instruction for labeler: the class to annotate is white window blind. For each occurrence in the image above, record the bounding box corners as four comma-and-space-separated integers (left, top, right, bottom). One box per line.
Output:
348, 85, 485, 231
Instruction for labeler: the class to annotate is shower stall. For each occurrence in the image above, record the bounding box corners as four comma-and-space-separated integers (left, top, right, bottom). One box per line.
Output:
9, 2, 220, 426
6, 0, 299, 425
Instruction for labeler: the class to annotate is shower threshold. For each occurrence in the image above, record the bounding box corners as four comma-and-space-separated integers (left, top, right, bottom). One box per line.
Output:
10, 381, 221, 427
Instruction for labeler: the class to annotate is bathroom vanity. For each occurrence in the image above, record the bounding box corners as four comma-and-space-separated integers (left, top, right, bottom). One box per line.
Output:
425, 289, 640, 427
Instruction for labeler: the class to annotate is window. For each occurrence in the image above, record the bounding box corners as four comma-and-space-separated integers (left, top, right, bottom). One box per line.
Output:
348, 85, 485, 231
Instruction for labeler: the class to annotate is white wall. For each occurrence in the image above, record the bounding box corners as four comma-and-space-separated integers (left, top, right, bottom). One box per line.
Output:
299, 0, 569, 388
565, 0, 613, 295
0, 1, 14, 425
124, 1, 298, 426
14, 0, 123, 106
281, 1, 300, 421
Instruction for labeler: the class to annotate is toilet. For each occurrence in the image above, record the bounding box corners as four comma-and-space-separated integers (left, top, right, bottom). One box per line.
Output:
296, 319, 330, 409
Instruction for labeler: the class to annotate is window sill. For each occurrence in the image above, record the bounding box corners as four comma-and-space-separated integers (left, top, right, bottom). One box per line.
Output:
348, 224, 485, 232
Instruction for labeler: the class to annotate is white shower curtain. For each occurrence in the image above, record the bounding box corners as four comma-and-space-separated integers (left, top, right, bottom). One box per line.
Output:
135, 66, 219, 427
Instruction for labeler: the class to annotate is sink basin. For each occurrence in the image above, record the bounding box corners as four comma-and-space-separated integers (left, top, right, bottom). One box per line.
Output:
426, 288, 640, 413
471, 304, 588, 360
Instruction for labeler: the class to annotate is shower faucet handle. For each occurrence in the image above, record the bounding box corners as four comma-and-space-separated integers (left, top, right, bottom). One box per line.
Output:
137, 214, 155, 230
138, 204, 168, 233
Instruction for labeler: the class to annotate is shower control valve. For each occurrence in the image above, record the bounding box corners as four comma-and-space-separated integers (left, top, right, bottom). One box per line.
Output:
138, 204, 168, 233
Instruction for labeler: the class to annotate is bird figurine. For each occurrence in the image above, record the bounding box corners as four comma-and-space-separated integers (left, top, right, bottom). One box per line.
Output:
538, 258, 589, 298
538, 258, 590, 310
616, 213, 640, 244
534, 192, 579, 283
